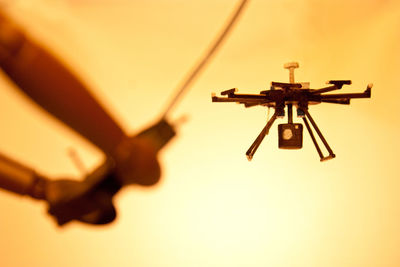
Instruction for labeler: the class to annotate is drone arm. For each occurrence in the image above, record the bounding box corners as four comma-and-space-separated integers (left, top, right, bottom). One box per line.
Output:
321, 99, 351, 104
320, 84, 372, 100
310, 80, 355, 95
321, 92, 370, 100
0, 13, 127, 156
212, 91, 272, 107
0, 153, 48, 200
211, 94, 239, 102
244, 102, 264, 108
0, 14, 169, 188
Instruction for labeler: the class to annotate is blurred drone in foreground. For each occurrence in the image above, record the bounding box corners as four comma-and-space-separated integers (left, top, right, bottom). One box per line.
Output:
212, 62, 372, 161
0, 0, 248, 226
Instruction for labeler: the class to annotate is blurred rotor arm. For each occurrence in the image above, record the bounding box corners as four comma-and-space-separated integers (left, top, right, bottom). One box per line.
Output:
0, 0, 248, 225
0, 152, 47, 200
0, 11, 175, 186
0, 11, 126, 155
0, 152, 120, 225
0, 11, 176, 225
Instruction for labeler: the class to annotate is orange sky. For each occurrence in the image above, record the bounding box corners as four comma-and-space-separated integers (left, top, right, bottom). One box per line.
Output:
0, 1, 399, 266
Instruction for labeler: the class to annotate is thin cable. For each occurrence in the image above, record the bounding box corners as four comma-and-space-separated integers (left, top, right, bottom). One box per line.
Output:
160, 0, 249, 119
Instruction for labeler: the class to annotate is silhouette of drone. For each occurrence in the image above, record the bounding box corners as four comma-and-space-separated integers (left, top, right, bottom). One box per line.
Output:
212, 62, 372, 161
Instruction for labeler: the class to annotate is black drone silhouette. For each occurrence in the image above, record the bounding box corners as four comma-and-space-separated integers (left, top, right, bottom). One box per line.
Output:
212, 62, 372, 161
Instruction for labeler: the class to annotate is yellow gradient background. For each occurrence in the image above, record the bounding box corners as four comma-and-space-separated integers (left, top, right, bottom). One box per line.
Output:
0, 0, 399, 266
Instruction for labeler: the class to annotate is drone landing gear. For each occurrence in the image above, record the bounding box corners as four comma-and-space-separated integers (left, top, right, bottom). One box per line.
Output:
300, 108, 335, 162
246, 111, 278, 161
246, 106, 336, 162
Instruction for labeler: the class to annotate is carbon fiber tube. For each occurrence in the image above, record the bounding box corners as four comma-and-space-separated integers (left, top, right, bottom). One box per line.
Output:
0, 153, 47, 199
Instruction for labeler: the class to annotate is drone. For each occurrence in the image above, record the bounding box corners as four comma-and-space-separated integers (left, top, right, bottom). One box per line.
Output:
212, 62, 372, 162
0, 0, 249, 225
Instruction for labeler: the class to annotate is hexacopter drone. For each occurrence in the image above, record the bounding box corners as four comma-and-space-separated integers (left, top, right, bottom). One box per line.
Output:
212, 62, 372, 161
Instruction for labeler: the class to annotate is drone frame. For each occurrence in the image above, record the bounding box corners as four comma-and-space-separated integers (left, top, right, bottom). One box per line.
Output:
212, 64, 372, 162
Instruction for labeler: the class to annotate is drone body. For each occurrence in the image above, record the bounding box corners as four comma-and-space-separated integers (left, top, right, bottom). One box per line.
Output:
212, 62, 372, 161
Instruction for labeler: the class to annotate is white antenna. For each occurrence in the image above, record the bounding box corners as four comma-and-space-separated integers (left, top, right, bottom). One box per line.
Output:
284, 62, 299, 83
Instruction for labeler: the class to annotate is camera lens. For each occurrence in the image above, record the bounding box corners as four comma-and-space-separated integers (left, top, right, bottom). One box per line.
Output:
282, 128, 293, 140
